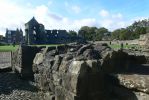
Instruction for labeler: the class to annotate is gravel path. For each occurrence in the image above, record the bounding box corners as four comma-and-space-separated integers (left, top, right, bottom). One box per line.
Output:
0, 72, 45, 100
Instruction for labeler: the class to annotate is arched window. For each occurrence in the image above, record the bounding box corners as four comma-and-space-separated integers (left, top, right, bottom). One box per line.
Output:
34, 27, 36, 30
33, 30, 36, 35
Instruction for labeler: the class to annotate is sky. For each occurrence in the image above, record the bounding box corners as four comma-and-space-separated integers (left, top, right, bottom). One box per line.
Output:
0, 0, 149, 35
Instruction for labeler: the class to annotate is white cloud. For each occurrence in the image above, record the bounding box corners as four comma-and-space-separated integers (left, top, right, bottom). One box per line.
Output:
98, 9, 130, 31
0, 0, 34, 35
100, 19, 113, 28
0, 0, 95, 35
34, 5, 49, 20
27, 2, 31, 7
131, 16, 148, 22
64, 2, 81, 14
48, 0, 53, 6
59, 18, 97, 31
0, 1, 147, 36
37, 16, 97, 32
99, 9, 109, 17
112, 13, 123, 19
71, 6, 81, 14
99, 19, 128, 31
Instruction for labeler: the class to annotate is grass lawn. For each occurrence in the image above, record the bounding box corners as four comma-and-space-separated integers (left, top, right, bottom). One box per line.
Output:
0, 43, 140, 52
0, 44, 64, 52
0, 45, 19, 52
109, 44, 140, 50
30, 44, 64, 47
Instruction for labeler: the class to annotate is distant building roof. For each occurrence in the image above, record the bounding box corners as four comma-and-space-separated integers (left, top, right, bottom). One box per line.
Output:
6, 30, 17, 35
25, 17, 39, 26
45, 30, 52, 34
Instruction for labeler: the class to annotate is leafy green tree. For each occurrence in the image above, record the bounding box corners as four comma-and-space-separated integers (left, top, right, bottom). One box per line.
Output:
119, 29, 130, 40
89, 27, 97, 41
135, 27, 146, 35
110, 18, 149, 40
78, 26, 97, 41
78, 26, 89, 40
111, 29, 121, 40
68, 30, 77, 37
126, 26, 139, 39
111, 27, 141, 40
95, 27, 109, 41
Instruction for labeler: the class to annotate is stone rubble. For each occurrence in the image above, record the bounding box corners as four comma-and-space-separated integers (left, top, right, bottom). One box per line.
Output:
5, 43, 149, 100
32, 43, 149, 100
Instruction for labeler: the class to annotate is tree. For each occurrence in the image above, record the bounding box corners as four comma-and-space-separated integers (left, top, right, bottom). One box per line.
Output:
111, 29, 121, 40
78, 26, 89, 40
135, 27, 146, 35
68, 30, 77, 37
110, 18, 149, 40
111, 28, 130, 40
89, 27, 97, 41
78, 26, 97, 41
119, 29, 130, 40
126, 26, 138, 39
95, 27, 109, 41
0, 35, 3, 41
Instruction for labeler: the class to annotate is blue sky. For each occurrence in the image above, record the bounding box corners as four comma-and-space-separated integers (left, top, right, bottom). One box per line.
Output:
0, 0, 149, 35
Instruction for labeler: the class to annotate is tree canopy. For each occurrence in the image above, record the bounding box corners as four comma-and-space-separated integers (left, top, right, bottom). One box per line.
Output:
78, 26, 109, 41
68, 30, 77, 37
77, 18, 149, 41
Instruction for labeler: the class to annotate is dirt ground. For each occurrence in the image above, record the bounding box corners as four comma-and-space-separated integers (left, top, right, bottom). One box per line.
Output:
0, 72, 45, 100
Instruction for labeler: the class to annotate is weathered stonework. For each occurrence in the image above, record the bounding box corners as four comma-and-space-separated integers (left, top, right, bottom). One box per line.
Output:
32, 44, 105, 100
12, 43, 149, 100
139, 33, 149, 47
12, 45, 44, 79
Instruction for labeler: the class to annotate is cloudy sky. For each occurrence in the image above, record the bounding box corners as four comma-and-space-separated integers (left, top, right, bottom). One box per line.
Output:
0, 0, 149, 35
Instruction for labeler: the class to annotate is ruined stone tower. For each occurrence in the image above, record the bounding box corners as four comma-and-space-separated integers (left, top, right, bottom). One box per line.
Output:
25, 17, 47, 45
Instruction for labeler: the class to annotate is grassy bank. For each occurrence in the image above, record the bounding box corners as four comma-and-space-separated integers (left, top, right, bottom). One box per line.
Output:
30, 44, 64, 47
0, 43, 140, 52
0, 44, 64, 52
0, 45, 19, 52
109, 44, 140, 50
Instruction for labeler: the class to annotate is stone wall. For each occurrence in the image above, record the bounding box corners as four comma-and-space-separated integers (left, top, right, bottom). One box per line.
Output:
32, 43, 149, 100
12, 45, 44, 79
95, 40, 139, 45
139, 33, 149, 49
0, 52, 12, 72
12, 43, 149, 100
32, 44, 107, 100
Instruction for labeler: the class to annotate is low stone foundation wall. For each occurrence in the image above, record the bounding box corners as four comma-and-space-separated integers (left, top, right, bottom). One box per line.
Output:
0, 52, 12, 72
12, 46, 44, 79
12, 43, 149, 100
32, 43, 148, 100
32, 44, 107, 100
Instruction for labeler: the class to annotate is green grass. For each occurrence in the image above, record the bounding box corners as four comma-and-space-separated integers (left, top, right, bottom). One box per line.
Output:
0, 45, 19, 52
0, 44, 64, 52
30, 44, 64, 47
109, 44, 140, 50
0, 43, 141, 52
